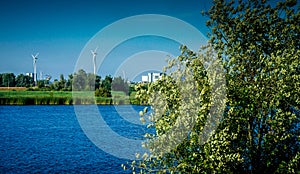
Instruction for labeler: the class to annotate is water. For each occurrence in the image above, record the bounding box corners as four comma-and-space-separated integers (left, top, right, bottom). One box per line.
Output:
0, 105, 149, 173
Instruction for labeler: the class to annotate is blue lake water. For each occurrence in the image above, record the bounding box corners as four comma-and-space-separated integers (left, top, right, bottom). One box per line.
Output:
0, 105, 149, 173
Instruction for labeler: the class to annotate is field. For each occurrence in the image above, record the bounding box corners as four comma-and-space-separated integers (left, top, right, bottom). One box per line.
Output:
0, 90, 139, 105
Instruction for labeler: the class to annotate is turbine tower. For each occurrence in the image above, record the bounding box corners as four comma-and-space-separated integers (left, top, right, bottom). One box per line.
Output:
91, 47, 98, 75
122, 70, 126, 80
31, 53, 39, 86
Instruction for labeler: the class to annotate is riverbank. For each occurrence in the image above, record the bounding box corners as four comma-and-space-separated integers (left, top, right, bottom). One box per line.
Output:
0, 90, 141, 105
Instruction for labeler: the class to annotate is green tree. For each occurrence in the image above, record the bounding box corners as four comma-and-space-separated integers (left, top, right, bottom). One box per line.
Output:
101, 75, 112, 92
37, 80, 45, 88
66, 74, 73, 91
112, 76, 129, 94
1, 73, 15, 87
127, 46, 230, 173
50, 79, 60, 91
58, 74, 66, 90
86, 73, 96, 91
73, 69, 88, 91
95, 75, 101, 89
97, 75, 112, 97
134, 83, 149, 105
126, 0, 300, 173
72, 70, 99, 91
206, 0, 300, 172
15, 74, 33, 87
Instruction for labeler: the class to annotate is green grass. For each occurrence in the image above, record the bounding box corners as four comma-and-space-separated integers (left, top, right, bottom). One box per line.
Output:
0, 90, 71, 98
0, 90, 140, 105
0, 90, 73, 105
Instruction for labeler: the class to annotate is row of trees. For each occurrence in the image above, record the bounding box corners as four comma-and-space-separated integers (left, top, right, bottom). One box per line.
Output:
0, 70, 131, 97
0, 73, 33, 87
72, 69, 131, 97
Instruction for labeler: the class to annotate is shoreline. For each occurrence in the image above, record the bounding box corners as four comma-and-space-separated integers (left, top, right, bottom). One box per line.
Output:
0, 90, 146, 105
0, 97, 142, 105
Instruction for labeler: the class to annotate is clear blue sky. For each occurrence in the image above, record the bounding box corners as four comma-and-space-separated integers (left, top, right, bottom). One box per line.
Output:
0, 0, 212, 80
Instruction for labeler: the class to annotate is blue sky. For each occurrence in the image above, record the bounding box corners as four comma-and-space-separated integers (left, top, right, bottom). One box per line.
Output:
0, 0, 212, 80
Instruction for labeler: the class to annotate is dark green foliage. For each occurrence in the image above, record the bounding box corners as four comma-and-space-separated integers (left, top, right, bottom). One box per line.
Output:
128, 84, 136, 96
112, 76, 129, 94
102, 75, 112, 92
95, 75, 101, 89
73, 69, 88, 91
95, 87, 111, 97
206, 0, 300, 173
97, 75, 112, 97
15, 74, 33, 87
58, 74, 66, 90
1, 73, 15, 87
66, 74, 73, 91
37, 80, 45, 88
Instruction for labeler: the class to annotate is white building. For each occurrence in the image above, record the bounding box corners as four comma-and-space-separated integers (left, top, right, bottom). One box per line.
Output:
142, 75, 148, 83
141, 72, 162, 83
26, 72, 35, 79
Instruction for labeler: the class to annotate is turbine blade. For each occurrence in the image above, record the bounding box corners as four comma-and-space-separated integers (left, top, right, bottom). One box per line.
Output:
35, 53, 39, 57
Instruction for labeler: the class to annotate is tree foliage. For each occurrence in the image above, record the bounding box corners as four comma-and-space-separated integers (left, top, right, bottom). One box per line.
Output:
127, 0, 300, 173
15, 74, 33, 87
73, 69, 89, 91
112, 76, 129, 94
73, 69, 112, 97
207, 0, 300, 172
99, 75, 113, 97
0, 69, 114, 97
1, 73, 16, 87
128, 45, 234, 173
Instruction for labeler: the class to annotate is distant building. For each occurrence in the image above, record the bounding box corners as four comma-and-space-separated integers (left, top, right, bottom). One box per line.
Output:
26, 72, 34, 78
141, 72, 163, 83
142, 75, 149, 83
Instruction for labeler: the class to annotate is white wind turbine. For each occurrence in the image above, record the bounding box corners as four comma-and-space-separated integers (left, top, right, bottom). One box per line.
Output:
32, 53, 39, 86
91, 47, 98, 75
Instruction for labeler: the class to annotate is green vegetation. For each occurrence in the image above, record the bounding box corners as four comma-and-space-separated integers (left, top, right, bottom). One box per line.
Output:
0, 68, 143, 105
0, 90, 139, 105
125, 0, 300, 173
0, 90, 72, 105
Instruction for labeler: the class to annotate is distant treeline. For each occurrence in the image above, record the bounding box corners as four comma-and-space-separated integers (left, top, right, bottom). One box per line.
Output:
0, 69, 135, 98
0, 73, 34, 88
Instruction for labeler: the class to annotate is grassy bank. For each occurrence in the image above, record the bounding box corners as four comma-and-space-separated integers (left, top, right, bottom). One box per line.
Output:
0, 90, 141, 105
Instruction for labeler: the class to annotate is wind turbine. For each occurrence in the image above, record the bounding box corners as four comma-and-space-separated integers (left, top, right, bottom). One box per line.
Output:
122, 70, 126, 80
91, 47, 98, 75
32, 53, 39, 86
